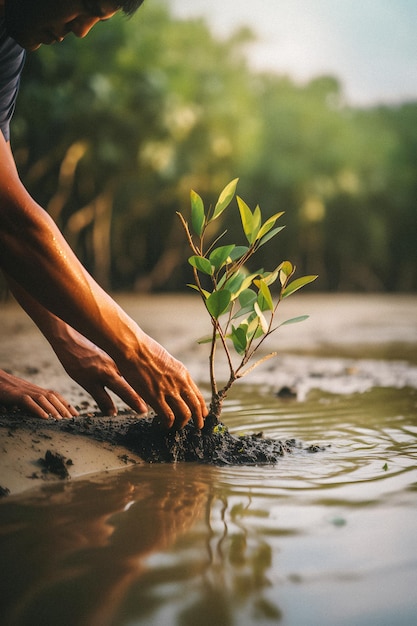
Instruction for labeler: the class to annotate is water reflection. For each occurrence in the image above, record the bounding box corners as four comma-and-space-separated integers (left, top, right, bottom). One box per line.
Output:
1, 385, 417, 626
0, 463, 286, 626
0, 464, 210, 626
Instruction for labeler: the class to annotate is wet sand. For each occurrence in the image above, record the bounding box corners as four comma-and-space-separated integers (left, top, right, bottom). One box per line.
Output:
1, 293, 417, 495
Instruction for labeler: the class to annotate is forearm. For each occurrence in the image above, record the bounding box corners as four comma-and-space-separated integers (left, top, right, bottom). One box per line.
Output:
5, 274, 149, 416
0, 185, 140, 364
5, 273, 87, 354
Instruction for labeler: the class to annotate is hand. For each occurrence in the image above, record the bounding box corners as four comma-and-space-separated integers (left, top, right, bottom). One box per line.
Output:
55, 332, 149, 417
1, 239, 205, 427
119, 332, 208, 430
0, 369, 78, 420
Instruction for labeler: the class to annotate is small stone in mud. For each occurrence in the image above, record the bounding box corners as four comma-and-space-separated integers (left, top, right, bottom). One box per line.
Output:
39, 450, 71, 479
118, 453, 137, 464
276, 386, 297, 400
305, 443, 330, 453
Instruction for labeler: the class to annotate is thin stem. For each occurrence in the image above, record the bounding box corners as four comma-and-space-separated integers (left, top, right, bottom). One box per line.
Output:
214, 317, 235, 380
192, 267, 208, 304
209, 320, 218, 399
238, 351, 277, 378
176, 212, 200, 256
205, 230, 228, 256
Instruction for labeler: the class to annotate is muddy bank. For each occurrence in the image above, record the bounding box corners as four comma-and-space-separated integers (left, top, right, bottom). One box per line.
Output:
0, 410, 144, 495
1, 293, 416, 495
0, 407, 328, 497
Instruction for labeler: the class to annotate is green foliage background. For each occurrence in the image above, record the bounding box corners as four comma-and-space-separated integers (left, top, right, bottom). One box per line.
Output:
12, 1, 417, 292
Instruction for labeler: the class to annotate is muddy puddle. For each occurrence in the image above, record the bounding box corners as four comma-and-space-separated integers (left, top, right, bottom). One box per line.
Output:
1, 383, 416, 626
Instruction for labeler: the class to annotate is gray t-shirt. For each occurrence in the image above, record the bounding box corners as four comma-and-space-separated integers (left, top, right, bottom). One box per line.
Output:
0, 17, 25, 142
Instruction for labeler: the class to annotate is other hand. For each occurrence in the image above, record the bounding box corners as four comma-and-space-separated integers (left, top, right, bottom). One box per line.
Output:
56, 333, 148, 416
0, 369, 78, 420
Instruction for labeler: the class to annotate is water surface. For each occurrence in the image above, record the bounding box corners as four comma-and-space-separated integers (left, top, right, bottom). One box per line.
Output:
1, 384, 416, 626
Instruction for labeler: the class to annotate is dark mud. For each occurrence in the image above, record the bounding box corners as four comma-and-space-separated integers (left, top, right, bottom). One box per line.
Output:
0, 410, 326, 469
124, 412, 328, 464
124, 417, 297, 465
39, 449, 73, 479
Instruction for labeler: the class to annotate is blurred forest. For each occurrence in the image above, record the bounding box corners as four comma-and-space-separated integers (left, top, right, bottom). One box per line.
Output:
12, 1, 417, 293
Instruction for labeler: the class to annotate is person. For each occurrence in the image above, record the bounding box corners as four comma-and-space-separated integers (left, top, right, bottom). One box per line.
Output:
0, 0, 207, 429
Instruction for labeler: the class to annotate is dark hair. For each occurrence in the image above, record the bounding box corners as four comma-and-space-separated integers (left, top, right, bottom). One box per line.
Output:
117, 0, 145, 17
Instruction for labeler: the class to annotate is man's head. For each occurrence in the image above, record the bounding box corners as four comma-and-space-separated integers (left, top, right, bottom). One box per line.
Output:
4, 0, 144, 51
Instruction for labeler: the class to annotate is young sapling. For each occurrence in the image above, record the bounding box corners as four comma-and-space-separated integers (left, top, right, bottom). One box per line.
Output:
177, 179, 317, 428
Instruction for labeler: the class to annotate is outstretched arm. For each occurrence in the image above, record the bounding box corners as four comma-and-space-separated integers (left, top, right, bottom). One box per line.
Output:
6, 275, 149, 416
0, 136, 207, 428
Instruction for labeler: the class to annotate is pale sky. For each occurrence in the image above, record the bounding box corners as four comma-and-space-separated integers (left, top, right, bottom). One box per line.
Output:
168, 0, 417, 106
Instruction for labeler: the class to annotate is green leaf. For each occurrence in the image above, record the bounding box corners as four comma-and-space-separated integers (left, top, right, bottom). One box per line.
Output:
224, 270, 246, 296
255, 212, 285, 241
230, 324, 248, 355
280, 315, 310, 326
232, 288, 257, 319
279, 261, 293, 285
212, 178, 239, 220
209, 244, 235, 271
279, 261, 293, 276
188, 255, 214, 275
197, 335, 213, 344
226, 271, 260, 300
186, 283, 210, 298
245, 271, 263, 290
258, 226, 286, 247
246, 314, 263, 340
229, 245, 249, 262
213, 423, 228, 435
252, 204, 262, 238
239, 288, 258, 308
255, 279, 274, 311
254, 301, 269, 334
262, 267, 280, 287
190, 190, 205, 237
237, 196, 255, 243
206, 289, 231, 319
281, 275, 318, 298
197, 333, 220, 344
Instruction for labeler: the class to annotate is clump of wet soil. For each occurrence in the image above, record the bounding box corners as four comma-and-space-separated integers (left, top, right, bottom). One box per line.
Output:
121, 414, 325, 465
39, 450, 73, 479
0, 486, 10, 498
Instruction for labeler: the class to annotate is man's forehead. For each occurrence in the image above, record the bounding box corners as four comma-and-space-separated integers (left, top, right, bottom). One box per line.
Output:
84, 0, 120, 17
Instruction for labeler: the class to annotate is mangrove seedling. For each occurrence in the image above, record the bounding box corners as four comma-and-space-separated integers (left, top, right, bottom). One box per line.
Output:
177, 178, 317, 427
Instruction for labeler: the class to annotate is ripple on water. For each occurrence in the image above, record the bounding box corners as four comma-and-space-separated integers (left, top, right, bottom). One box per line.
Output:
216, 384, 417, 498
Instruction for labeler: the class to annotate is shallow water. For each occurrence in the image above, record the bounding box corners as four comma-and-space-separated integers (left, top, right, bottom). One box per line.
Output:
1, 384, 416, 626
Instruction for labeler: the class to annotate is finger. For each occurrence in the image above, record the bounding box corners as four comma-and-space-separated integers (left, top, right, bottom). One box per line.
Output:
167, 395, 193, 430
87, 386, 117, 416
194, 392, 208, 428
154, 390, 205, 430
198, 391, 208, 418
46, 392, 78, 418
153, 397, 176, 430
192, 411, 205, 430
181, 387, 207, 430
21, 393, 76, 420
20, 395, 51, 420
107, 378, 148, 415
